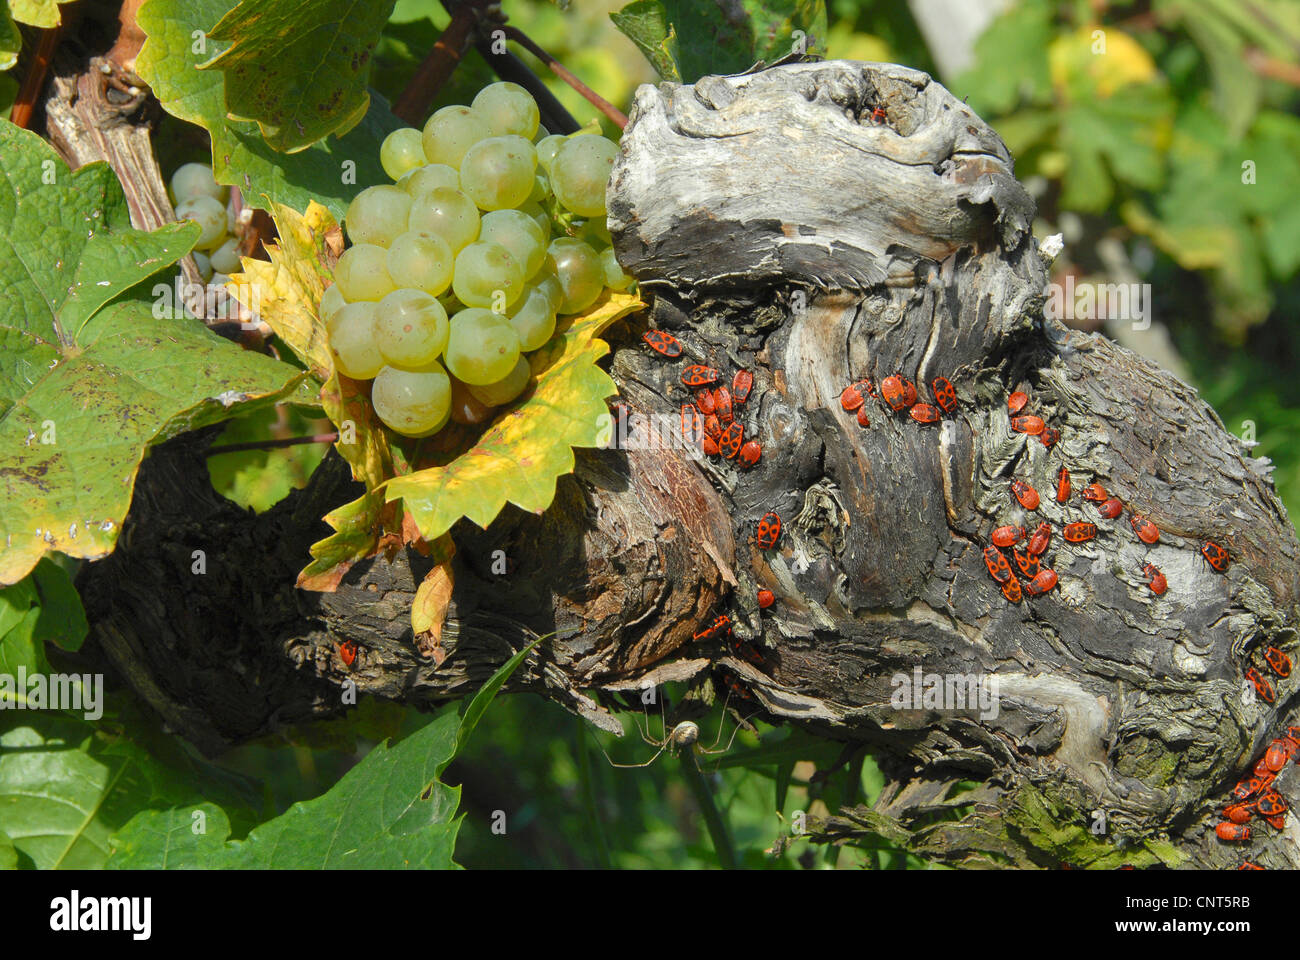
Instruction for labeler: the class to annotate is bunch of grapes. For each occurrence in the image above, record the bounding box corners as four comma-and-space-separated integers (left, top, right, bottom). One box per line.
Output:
169, 162, 245, 284
323, 81, 632, 438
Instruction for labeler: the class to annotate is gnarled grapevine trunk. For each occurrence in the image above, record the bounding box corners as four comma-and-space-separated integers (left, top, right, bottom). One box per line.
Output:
78, 60, 1300, 868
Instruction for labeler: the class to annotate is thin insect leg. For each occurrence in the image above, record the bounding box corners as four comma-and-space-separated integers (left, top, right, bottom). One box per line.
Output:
630, 702, 656, 748
697, 712, 756, 756
601, 741, 671, 769
703, 686, 735, 752
630, 689, 671, 749
604, 695, 672, 769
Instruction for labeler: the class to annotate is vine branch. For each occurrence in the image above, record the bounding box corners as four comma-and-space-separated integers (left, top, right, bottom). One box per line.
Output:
206, 433, 339, 457
501, 25, 629, 130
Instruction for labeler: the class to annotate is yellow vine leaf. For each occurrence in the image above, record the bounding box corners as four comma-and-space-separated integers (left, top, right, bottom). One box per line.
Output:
1048, 26, 1157, 101
383, 292, 644, 542
229, 200, 339, 380
411, 539, 457, 665
297, 492, 392, 592
296, 359, 402, 592
229, 202, 398, 591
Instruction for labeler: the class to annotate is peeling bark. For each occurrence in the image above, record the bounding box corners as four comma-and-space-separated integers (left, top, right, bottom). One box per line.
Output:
75, 60, 1300, 868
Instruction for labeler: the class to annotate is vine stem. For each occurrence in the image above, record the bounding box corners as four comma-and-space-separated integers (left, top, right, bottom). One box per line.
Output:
393, 1, 490, 125
206, 433, 338, 456
9, 26, 62, 129
501, 26, 629, 130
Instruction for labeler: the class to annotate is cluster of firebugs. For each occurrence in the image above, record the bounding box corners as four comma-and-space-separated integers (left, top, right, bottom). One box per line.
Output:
642, 329, 781, 682
643, 326, 1290, 865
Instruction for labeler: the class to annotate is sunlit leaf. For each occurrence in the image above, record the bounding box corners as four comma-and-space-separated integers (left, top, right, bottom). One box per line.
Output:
136, 0, 402, 221
228, 200, 338, 379
200, 0, 396, 153
0, 120, 305, 584
8, 0, 76, 28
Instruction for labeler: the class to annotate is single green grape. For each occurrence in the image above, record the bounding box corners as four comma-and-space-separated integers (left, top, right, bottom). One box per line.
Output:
386, 231, 454, 297
398, 163, 460, 198
175, 195, 227, 250
444, 308, 521, 385
576, 217, 612, 249
170, 162, 226, 205
422, 105, 493, 169
459, 136, 537, 211
466, 355, 532, 407
529, 172, 551, 204
192, 250, 213, 282
506, 283, 558, 351
371, 362, 452, 437
209, 236, 242, 274
472, 81, 540, 139
535, 134, 565, 174
380, 128, 427, 181
531, 270, 564, 314
375, 288, 450, 368
517, 200, 551, 237
479, 208, 547, 279
333, 243, 396, 302
328, 301, 385, 379
550, 134, 618, 218
452, 241, 525, 310
600, 245, 632, 291
319, 283, 346, 324
345, 184, 412, 248
407, 187, 480, 253
546, 238, 604, 314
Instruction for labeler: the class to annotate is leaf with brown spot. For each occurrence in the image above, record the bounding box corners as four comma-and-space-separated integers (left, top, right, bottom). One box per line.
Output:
0, 121, 306, 585
199, 0, 393, 153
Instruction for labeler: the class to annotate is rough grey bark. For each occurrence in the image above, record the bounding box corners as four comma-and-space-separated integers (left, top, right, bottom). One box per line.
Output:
75, 60, 1300, 868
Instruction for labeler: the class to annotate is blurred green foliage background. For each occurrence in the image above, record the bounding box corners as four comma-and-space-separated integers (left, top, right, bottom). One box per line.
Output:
13, 0, 1298, 870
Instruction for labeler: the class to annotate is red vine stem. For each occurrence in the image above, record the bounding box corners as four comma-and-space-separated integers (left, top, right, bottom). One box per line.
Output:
207, 433, 339, 456
501, 26, 628, 130
10, 26, 62, 129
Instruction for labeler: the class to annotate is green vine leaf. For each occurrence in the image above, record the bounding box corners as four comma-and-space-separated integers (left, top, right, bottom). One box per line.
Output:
199, 0, 396, 153
0, 710, 262, 869
609, 1, 681, 82
0, 120, 306, 585
0, 4, 20, 71
610, 0, 827, 83
107, 639, 541, 868
8, 0, 76, 28
136, 0, 403, 221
